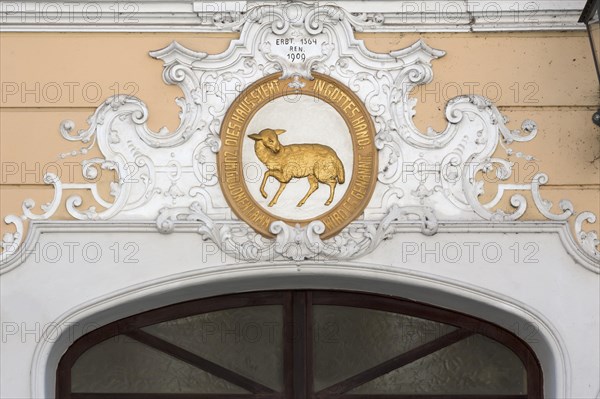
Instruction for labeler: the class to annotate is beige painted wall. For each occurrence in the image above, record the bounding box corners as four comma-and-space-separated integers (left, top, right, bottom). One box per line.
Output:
1, 31, 599, 240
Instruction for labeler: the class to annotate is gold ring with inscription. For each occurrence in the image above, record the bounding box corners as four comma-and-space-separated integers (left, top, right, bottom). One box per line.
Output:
217, 72, 378, 239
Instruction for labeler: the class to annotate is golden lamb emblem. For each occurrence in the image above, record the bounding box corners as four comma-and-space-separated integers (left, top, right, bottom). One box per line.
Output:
248, 128, 345, 207
217, 73, 377, 239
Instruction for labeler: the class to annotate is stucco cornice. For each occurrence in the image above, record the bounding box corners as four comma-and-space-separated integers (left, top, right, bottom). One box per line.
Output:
0, 0, 588, 32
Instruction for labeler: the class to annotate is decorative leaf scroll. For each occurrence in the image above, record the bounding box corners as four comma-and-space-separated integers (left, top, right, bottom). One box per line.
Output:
1, 2, 598, 267
155, 202, 436, 262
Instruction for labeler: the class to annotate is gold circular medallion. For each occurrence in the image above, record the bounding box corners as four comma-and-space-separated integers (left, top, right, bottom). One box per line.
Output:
217, 73, 378, 239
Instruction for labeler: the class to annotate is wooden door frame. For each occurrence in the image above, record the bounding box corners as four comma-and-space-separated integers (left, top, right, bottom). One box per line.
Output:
57, 290, 543, 399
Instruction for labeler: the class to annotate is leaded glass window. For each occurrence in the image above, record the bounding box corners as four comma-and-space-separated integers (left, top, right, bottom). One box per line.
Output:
58, 291, 543, 398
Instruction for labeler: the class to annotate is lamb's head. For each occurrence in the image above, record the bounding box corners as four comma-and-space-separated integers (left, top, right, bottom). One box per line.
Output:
248, 129, 286, 153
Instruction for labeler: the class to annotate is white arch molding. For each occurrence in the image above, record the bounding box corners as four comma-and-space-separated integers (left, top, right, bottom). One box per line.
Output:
33, 258, 570, 398
0, 2, 598, 398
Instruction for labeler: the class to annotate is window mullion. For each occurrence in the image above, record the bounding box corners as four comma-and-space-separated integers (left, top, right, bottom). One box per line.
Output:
291, 291, 311, 399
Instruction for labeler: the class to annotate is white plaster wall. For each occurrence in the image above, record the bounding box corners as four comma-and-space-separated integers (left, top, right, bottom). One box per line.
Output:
0, 222, 598, 398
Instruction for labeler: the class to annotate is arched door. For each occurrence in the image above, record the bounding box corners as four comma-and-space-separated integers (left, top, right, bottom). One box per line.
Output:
57, 291, 543, 398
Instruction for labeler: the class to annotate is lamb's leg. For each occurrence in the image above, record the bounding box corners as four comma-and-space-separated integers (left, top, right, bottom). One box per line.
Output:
259, 171, 271, 199
297, 175, 319, 207
269, 182, 287, 207
325, 181, 337, 206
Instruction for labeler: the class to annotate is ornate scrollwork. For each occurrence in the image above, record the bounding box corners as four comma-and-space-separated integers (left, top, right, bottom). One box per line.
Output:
1, 2, 598, 268
1, 215, 23, 261
576, 212, 600, 260
156, 203, 437, 262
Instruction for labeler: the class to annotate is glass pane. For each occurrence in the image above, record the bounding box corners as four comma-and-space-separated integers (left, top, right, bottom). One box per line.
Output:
313, 305, 456, 391
72, 335, 248, 393
143, 305, 284, 391
350, 334, 527, 395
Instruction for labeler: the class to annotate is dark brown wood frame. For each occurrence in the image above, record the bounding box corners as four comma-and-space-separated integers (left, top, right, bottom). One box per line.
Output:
56, 291, 543, 399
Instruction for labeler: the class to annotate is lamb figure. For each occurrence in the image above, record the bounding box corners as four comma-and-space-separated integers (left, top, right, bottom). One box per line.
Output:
248, 128, 345, 207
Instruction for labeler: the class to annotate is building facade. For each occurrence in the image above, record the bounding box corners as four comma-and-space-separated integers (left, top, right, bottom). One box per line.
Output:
1, 1, 599, 397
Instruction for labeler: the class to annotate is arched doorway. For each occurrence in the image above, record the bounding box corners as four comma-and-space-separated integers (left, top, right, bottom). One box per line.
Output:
57, 291, 543, 398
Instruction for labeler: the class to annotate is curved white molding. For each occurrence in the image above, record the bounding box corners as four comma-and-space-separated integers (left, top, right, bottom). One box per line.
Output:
0, 0, 587, 32
2, 218, 598, 275
29, 260, 572, 398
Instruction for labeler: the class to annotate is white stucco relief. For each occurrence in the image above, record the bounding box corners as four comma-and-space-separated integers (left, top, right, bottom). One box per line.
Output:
0, 2, 598, 271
